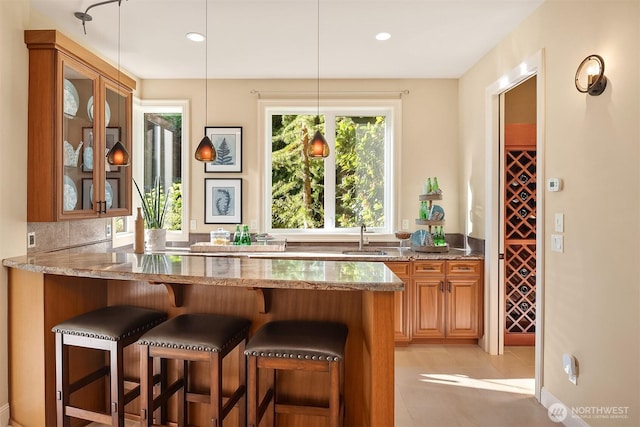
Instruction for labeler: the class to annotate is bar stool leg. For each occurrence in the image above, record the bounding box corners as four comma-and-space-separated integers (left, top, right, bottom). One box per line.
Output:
268, 368, 276, 426
209, 352, 222, 427
247, 355, 257, 427
109, 341, 125, 427
177, 359, 188, 426
159, 358, 168, 424
237, 341, 247, 427
329, 361, 340, 427
139, 345, 152, 427
55, 333, 71, 427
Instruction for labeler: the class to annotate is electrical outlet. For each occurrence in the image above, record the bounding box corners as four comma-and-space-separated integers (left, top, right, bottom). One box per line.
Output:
401, 219, 409, 230
250, 220, 258, 231
27, 232, 36, 248
551, 234, 564, 253
105, 224, 112, 238
190, 219, 197, 230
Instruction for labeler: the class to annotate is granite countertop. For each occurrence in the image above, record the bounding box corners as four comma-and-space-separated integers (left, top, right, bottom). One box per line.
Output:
2, 252, 403, 292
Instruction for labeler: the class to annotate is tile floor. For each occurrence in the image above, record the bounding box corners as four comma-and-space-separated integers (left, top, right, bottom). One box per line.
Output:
395, 345, 556, 427
90, 345, 554, 427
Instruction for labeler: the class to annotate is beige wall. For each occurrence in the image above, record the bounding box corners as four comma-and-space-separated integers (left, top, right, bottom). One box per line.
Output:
140, 78, 460, 238
505, 76, 536, 124
459, 0, 640, 424
0, 0, 29, 418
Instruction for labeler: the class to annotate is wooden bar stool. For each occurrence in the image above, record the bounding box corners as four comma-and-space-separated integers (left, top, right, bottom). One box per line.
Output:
137, 313, 251, 427
244, 320, 348, 427
52, 305, 167, 427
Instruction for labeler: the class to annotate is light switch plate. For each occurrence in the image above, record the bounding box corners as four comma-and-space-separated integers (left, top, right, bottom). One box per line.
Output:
190, 219, 197, 230
554, 213, 564, 232
551, 234, 564, 253
402, 219, 409, 230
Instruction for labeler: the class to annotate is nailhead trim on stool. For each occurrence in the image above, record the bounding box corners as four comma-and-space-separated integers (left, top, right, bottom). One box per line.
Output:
53, 305, 167, 427
137, 313, 251, 427
244, 320, 348, 427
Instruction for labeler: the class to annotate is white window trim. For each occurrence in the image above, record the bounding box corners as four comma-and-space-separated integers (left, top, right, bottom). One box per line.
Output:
259, 98, 401, 241
112, 98, 190, 247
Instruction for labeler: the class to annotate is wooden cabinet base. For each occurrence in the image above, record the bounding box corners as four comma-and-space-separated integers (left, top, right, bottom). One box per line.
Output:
392, 259, 484, 346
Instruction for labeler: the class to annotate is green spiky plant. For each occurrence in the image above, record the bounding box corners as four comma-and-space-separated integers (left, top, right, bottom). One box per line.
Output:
134, 177, 171, 229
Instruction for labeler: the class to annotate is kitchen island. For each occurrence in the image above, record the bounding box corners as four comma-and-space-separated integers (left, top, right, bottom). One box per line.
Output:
3, 252, 403, 427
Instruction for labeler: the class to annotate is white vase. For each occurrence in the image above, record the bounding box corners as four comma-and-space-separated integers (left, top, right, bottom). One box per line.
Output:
144, 228, 166, 251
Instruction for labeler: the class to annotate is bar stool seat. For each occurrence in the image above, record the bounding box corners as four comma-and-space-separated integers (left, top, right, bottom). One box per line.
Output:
245, 320, 348, 427
53, 305, 167, 427
137, 313, 251, 427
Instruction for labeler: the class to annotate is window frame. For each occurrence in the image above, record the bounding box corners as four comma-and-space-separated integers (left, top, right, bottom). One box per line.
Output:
112, 98, 191, 247
260, 98, 401, 238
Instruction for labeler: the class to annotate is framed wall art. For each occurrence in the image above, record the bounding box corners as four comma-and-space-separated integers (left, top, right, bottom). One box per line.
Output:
204, 126, 242, 173
204, 178, 242, 224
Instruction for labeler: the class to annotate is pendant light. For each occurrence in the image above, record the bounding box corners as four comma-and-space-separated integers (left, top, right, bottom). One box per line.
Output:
106, 0, 130, 166
194, 0, 216, 162
307, 0, 329, 159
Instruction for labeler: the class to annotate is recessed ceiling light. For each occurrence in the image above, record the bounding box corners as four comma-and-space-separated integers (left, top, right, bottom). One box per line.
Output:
186, 32, 205, 42
376, 32, 391, 41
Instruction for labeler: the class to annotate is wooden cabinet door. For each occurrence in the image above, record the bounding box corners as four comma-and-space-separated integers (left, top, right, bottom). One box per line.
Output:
412, 277, 446, 339
386, 262, 411, 345
25, 30, 135, 221
446, 276, 482, 339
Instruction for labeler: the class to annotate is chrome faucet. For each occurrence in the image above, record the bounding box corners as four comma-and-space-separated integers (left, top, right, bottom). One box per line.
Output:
359, 224, 367, 250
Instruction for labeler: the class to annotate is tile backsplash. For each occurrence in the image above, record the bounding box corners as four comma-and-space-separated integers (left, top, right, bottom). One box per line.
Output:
27, 218, 112, 254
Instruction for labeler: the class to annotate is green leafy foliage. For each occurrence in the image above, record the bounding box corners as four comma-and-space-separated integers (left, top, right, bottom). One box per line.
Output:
270, 114, 386, 229
166, 182, 182, 231
134, 177, 171, 229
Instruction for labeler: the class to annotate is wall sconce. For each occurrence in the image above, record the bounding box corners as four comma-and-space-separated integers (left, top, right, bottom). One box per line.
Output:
575, 54, 607, 96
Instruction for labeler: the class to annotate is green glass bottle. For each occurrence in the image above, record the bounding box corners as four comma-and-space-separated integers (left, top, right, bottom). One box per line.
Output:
433, 177, 439, 193
242, 224, 251, 245
419, 201, 427, 220
426, 177, 432, 194
233, 225, 241, 245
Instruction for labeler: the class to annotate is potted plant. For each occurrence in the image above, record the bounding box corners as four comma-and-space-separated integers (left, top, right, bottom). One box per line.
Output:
134, 177, 171, 251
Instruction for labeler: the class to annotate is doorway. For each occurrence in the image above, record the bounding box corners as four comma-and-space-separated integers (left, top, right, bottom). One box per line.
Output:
502, 77, 537, 346
483, 50, 545, 400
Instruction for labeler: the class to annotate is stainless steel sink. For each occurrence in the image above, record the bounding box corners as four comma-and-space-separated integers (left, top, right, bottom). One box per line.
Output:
341, 249, 387, 255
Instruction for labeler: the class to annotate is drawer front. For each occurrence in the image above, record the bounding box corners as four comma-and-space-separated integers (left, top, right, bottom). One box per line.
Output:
412, 261, 445, 276
447, 260, 482, 275
385, 262, 410, 278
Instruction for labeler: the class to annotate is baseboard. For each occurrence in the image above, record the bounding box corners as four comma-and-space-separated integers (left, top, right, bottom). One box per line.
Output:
541, 387, 590, 427
0, 403, 9, 427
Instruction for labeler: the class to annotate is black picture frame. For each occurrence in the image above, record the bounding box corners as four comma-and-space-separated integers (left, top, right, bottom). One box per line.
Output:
203, 126, 243, 173
204, 178, 242, 224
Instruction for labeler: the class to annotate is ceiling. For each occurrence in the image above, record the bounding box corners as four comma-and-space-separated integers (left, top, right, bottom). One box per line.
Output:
30, 0, 544, 80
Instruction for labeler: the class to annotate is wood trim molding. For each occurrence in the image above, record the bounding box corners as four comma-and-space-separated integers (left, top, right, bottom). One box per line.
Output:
24, 29, 136, 90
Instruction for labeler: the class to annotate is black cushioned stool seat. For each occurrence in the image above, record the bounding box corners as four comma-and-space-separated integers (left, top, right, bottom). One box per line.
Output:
244, 320, 348, 427
137, 313, 251, 427
52, 305, 167, 427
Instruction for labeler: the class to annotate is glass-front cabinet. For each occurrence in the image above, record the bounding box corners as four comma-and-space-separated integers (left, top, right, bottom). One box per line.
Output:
25, 30, 135, 221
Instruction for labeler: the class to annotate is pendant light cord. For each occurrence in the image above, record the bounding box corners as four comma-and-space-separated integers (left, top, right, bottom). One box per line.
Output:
205, 0, 208, 122
316, 0, 320, 122
117, 0, 121, 129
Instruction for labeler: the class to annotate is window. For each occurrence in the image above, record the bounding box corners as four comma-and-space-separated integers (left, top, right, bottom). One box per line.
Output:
263, 100, 399, 235
113, 99, 190, 246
